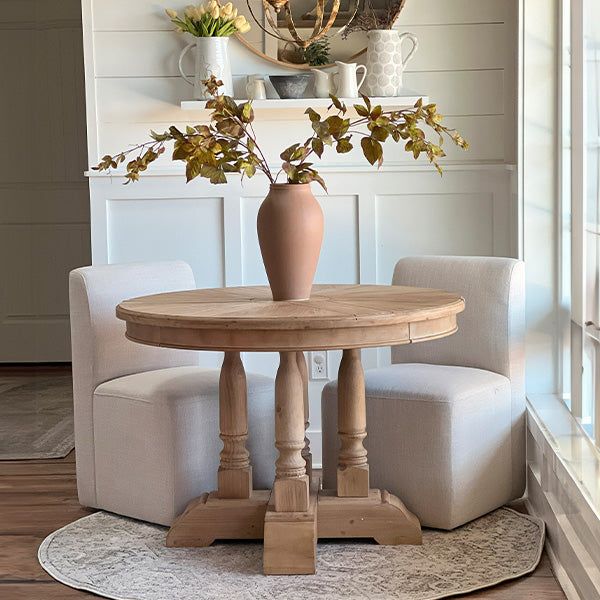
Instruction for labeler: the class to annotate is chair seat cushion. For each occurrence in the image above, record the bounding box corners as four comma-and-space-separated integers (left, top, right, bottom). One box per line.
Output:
321, 363, 514, 529
92, 366, 275, 525
95, 365, 240, 404
362, 362, 510, 403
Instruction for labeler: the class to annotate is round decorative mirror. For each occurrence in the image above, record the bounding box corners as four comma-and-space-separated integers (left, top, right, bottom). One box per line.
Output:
236, 0, 407, 69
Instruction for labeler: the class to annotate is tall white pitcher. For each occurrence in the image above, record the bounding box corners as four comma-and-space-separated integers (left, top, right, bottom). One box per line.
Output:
364, 30, 418, 97
178, 36, 234, 100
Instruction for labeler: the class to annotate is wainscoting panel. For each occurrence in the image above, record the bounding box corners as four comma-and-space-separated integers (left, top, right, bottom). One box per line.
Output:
375, 193, 495, 283
106, 196, 225, 289
240, 194, 359, 286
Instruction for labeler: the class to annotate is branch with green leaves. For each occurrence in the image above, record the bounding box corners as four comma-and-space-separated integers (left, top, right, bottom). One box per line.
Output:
279, 95, 468, 191
93, 75, 468, 189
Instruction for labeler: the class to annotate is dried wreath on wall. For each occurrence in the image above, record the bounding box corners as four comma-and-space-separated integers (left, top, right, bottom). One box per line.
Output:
342, 0, 407, 38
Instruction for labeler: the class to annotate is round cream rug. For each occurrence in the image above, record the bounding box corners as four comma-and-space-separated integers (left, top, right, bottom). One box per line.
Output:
38, 507, 544, 600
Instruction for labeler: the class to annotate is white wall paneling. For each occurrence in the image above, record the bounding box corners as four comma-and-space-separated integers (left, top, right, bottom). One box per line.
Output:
107, 196, 225, 287
83, 0, 519, 463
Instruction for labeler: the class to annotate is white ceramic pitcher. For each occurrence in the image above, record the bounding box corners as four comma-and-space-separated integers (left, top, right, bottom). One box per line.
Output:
333, 61, 367, 98
364, 30, 418, 97
246, 74, 267, 100
178, 36, 233, 100
311, 68, 334, 98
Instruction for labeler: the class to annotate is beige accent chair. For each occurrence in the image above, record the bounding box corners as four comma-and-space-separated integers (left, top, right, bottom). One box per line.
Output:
321, 256, 525, 530
69, 261, 276, 526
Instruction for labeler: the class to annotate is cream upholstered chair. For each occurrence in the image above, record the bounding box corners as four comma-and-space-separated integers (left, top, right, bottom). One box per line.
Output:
321, 256, 525, 530
69, 261, 276, 526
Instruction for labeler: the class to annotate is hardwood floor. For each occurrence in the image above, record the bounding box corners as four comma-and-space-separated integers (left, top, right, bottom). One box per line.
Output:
0, 451, 567, 599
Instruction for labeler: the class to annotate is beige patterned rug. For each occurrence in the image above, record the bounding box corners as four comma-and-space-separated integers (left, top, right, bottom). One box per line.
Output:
0, 374, 74, 460
38, 507, 544, 600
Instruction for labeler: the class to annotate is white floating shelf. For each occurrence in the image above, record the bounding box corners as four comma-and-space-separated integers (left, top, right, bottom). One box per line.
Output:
180, 91, 427, 113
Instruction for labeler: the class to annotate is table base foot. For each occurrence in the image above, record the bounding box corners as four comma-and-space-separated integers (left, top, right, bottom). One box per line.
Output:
318, 488, 422, 545
264, 490, 318, 575
165, 490, 269, 547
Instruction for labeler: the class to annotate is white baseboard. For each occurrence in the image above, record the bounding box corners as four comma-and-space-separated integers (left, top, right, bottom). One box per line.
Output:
545, 537, 583, 600
526, 397, 600, 600
524, 498, 582, 600
307, 429, 322, 469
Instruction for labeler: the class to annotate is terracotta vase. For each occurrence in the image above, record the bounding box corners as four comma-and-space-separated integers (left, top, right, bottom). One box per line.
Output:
257, 183, 324, 301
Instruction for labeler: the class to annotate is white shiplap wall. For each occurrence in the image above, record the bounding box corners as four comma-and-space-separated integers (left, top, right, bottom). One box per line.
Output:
83, 0, 519, 464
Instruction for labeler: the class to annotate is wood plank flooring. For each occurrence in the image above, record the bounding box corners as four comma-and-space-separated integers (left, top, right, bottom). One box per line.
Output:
0, 451, 567, 599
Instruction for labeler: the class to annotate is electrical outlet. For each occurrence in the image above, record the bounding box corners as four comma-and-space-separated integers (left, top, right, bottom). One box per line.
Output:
309, 351, 328, 380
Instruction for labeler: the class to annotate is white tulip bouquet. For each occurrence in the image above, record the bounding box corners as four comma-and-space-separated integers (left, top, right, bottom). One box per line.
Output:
166, 2, 251, 36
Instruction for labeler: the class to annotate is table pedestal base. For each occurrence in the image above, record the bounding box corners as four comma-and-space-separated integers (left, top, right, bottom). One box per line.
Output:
167, 488, 422, 573
166, 490, 269, 547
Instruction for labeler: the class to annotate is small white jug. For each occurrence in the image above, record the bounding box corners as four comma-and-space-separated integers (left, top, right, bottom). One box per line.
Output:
311, 68, 334, 98
246, 74, 267, 100
333, 61, 367, 98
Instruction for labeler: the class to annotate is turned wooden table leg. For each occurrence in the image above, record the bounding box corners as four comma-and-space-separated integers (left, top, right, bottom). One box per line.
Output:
264, 351, 316, 575
337, 348, 369, 497
166, 351, 265, 547
296, 351, 312, 482
272, 351, 310, 511
218, 351, 252, 499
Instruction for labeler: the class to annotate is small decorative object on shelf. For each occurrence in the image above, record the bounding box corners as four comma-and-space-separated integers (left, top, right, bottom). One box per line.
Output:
311, 69, 334, 98
333, 61, 367, 98
365, 31, 418, 97
167, 1, 251, 99
270, 74, 312, 99
94, 76, 468, 301
302, 37, 331, 66
246, 74, 267, 100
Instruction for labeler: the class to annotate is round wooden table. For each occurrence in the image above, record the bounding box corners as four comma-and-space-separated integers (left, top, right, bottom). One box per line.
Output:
117, 284, 465, 575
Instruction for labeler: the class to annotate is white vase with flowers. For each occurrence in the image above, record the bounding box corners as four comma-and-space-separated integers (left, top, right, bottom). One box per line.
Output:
167, 2, 251, 99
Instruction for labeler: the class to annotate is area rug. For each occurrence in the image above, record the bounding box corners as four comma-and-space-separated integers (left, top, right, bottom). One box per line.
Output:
38, 507, 544, 600
0, 375, 74, 459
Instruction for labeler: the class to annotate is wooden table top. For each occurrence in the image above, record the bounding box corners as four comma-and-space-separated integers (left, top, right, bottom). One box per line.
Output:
117, 284, 465, 352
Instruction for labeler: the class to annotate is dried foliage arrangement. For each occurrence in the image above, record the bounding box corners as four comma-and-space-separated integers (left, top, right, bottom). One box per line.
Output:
342, 0, 407, 38
94, 76, 468, 190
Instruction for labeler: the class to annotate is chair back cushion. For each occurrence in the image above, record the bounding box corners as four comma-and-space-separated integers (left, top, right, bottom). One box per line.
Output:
69, 261, 198, 506
392, 256, 524, 380
391, 256, 526, 498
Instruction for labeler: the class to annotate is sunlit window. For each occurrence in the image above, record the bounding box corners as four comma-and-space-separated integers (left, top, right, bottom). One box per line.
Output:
567, 0, 600, 442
